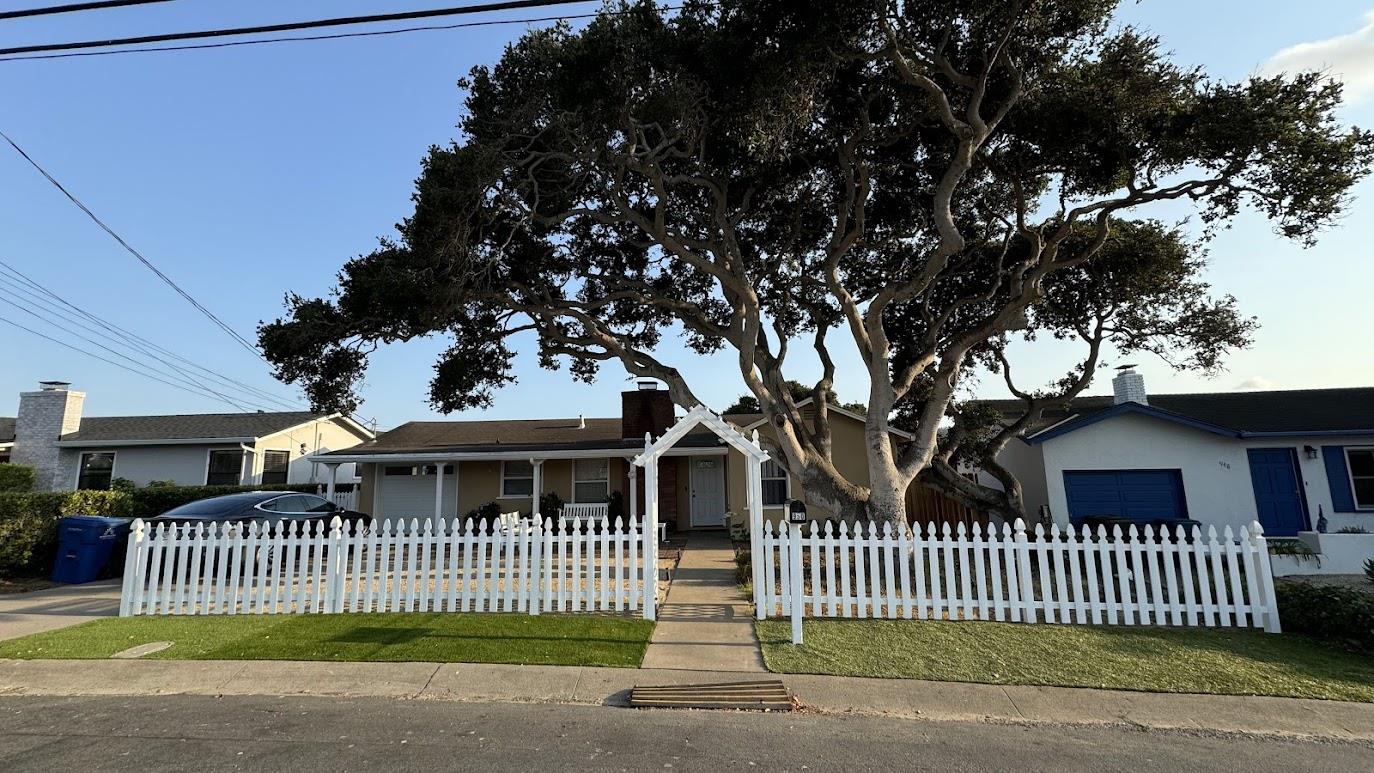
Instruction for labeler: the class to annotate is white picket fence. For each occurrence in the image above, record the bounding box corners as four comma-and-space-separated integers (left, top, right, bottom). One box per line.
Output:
119, 516, 650, 617
325, 489, 359, 512
757, 520, 1281, 638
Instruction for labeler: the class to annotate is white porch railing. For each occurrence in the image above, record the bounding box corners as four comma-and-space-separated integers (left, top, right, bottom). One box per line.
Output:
758, 520, 1280, 634
119, 516, 650, 617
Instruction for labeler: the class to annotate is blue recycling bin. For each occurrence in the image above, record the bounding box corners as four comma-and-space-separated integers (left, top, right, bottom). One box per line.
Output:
51, 516, 133, 584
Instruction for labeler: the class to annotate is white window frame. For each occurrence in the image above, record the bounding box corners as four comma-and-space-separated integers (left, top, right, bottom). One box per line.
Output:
204, 448, 245, 486
571, 457, 611, 503
1344, 446, 1374, 510
75, 451, 116, 491
760, 458, 790, 508
501, 459, 535, 498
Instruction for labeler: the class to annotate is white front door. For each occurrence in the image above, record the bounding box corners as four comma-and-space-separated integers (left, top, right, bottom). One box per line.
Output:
689, 458, 726, 527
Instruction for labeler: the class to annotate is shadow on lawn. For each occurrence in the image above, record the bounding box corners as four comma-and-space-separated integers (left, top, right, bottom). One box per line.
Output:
327, 626, 436, 645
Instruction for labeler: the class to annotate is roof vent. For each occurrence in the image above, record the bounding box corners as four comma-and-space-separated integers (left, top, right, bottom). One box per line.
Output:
38, 381, 70, 391
578, 414, 586, 430
1112, 365, 1148, 406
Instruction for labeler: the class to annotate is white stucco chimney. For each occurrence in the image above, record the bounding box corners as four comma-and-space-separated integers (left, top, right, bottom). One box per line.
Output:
1112, 365, 1147, 406
12, 381, 85, 491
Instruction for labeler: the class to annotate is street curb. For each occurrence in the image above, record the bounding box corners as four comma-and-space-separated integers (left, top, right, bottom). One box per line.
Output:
1, 658, 1370, 742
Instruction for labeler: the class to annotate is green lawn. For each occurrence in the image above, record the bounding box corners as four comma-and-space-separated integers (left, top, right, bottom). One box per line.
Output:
756, 619, 1374, 703
0, 613, 655, 668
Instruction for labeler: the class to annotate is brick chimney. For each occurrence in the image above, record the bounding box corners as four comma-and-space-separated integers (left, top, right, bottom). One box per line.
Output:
621, 380, 674, 440
1112, 365, 1148, 406
12, 381, 85, 491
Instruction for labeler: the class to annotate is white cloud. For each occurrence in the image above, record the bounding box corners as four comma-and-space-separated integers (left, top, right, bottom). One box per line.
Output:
1235, 376, 1276, 391
1261, 11, 1374, 102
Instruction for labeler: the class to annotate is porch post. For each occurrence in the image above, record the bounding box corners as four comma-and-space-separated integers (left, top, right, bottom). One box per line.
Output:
641, 433, 657, 620
749, 430, 767, 620
325, 463, 339, 500
370, 463, 384, 522
531, 458, 544, 517
433, 461, 445, 525
626, 457, 639, 521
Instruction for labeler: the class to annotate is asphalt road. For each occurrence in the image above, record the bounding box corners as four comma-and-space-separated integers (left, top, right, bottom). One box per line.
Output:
0, 694, 1369, 772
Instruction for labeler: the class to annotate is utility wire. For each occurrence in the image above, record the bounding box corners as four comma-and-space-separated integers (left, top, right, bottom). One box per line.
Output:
0, 9, 616, 61
0, 128, 264, 359
0, 0, 597, 56
0, 259, 304, 411
0, 1, 173, 21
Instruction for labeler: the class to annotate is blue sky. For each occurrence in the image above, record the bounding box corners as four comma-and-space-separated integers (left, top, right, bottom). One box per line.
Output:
2, 1, 1372, 428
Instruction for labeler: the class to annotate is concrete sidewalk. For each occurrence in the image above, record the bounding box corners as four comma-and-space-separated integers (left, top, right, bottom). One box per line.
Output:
640, 532, 764, 672
1, 657, 1369, 742
0, 581, 121, 642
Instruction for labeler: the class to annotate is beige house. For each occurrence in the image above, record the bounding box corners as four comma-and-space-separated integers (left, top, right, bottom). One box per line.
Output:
3, 381, 374, 492
320, 383, 949, 530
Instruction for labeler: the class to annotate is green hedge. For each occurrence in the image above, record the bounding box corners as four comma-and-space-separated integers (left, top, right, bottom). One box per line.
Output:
0, 490, 132, 578
127, 483, 318, 518
0, 463, 35, 493
1275, 581, 1374, 654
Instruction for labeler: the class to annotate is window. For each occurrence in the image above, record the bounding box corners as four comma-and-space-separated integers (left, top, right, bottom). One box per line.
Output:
262, 450, 289, 486
1346, 448, 1374, 509
261, 495, 308, 513
761, 459, 789, 507
384, 465, 413, 476
77, 452, 114, 490
573, 458, 609, 503
502, 460, 534, 497
206, 450, 243, 486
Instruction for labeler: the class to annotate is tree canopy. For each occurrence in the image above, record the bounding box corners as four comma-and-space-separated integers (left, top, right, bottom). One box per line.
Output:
261, 0, 1373, 523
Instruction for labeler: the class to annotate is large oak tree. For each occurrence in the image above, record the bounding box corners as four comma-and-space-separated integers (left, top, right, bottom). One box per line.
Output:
261, 1, 1373, 525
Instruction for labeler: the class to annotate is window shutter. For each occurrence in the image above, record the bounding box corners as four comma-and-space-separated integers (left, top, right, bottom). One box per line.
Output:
1322, 446, 1357, 512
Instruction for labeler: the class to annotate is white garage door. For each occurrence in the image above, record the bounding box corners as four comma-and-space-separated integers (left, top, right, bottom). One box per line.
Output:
381, 464, 459, 524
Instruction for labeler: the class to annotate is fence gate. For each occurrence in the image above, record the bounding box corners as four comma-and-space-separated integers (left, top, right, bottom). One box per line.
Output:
757, 518, 1281, 643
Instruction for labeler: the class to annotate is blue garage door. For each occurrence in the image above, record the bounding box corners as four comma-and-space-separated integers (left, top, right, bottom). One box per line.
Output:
1063, 470, 1187, 524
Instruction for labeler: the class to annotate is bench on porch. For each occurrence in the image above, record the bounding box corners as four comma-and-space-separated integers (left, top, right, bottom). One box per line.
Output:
560, 503, 666, 543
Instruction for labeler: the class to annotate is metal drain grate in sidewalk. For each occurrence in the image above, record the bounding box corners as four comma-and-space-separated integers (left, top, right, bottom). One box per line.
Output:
629, 680, 793, 711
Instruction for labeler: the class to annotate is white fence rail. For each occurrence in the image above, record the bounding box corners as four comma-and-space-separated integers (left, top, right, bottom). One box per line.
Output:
119, 516, 650, 617
757, 520, 1280, 637
326, 489, 359, 512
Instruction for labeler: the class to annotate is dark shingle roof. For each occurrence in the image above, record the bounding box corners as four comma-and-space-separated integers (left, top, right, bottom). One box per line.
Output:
976, 387, 1374, 436
329, 414, 746, 457
60, 411, 325, 443
0, 417, 13, 444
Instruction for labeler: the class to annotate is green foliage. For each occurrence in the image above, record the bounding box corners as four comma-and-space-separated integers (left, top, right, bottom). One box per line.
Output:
1365, 558, 1374, 586
734, 550, 752, 586
0, 463, 36, 493
0, 490, 132, 578
1335, 526, 1370, 534
539, 491, 565, 517
463, 501, 503, 525
1268, 539, 1320, 563
109, 477, 136, 494
607, 489, 625, 520
1276, 582, 1374, 654
127, 484, 317, 518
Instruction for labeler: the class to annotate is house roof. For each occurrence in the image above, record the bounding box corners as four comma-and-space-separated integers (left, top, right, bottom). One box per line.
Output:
328, 415, 731, 457
976, 387, 1374, 442
0, 417, 14, 444
58, 411, 329, 443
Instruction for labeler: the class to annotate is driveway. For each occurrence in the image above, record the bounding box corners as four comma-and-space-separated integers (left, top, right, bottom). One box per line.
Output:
0, 580, 121, 642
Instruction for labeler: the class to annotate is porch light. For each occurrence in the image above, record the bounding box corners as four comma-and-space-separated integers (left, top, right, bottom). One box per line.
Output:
1303, 445, 1318, 460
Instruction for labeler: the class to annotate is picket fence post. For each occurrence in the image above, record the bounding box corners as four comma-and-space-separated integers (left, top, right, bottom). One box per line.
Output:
1012, 519, 1035, 622
326, 516, 345, 614
789, 519, 804, 645
119, 519, 144, 617
1249, 521, 1282, 633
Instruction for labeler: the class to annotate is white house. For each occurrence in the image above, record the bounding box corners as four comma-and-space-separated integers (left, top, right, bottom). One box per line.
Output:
980, 368, 1374, 537
1, 381, 374, 491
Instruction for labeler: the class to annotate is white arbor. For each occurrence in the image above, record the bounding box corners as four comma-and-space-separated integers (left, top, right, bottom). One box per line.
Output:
632, 404, 771, 620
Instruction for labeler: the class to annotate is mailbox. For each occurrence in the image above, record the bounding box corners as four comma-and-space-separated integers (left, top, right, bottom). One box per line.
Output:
787, 500, 808, 525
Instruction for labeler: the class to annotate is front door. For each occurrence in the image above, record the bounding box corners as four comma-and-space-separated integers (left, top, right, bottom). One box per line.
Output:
1247, 448, 1309, 536
689, 458, 726, 527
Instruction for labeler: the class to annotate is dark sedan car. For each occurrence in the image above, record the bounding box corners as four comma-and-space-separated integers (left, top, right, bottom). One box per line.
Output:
149, 491, 370, 532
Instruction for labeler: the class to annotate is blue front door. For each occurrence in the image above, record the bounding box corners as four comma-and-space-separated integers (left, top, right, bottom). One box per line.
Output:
1247, 448, 1308, 536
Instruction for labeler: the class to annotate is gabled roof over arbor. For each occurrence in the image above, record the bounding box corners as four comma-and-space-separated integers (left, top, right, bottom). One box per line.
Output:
633, 405, 770, 467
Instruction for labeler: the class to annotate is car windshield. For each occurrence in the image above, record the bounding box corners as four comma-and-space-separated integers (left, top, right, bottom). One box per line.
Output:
160, 493, 265, 516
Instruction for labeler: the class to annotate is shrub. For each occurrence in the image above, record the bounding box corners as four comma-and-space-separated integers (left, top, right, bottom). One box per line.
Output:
734, 549, 752, 586
1335, 525, 1371, 534
1275, 581, 1374, 654
463, 501, 503, 526
110, 477, 136, 494
127, 483, 317, 518
607, 489, 625, 520
540, 491, 565, 516
0, 490, 131, 578
1365, 558, 1374, 586
0, 463, 35, 493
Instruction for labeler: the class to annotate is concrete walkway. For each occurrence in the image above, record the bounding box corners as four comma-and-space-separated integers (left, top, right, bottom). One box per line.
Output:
1, 658, 1371, 741
640, 532, 765, 672
0, 581, 121, 642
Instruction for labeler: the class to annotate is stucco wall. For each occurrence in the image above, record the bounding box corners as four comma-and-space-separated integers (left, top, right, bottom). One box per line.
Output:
1033, 412, 1373, 533
254, 418, 371, 486
59, 443, 241, 488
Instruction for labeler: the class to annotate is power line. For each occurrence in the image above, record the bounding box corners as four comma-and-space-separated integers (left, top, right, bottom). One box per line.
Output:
0, 9, 616, 61
0, 0, 597, 56
0, 259, 304, 410
0, 128, 264, 359
0, 1, 173, 21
